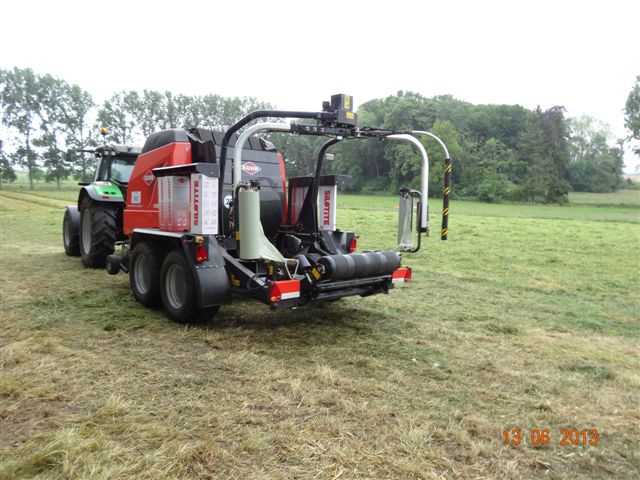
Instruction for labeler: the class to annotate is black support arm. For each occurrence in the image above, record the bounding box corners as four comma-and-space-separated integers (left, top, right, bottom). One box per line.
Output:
296, 137, 342, 235
217, 109, 337, 235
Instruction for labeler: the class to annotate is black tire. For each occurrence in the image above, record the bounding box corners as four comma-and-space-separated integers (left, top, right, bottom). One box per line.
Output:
129, 241, 162, 307
63, 209, 80, 257
160, 250, 219, 324
80, 198, 116, 268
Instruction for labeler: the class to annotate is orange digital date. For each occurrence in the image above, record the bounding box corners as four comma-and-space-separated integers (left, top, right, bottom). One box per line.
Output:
503, 428, 599, 446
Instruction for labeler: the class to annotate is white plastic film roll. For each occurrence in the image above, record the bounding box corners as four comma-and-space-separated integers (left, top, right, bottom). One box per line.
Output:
238, 189, 286, 263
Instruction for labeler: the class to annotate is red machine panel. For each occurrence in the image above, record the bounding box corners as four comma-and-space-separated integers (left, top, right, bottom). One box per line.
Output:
124, 142, 192, 235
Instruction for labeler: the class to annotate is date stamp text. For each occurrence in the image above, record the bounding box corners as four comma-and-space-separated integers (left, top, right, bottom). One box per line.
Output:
503, 428, 599, 447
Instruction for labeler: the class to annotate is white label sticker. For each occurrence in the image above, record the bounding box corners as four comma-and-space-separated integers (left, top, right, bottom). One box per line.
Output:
131, 191, 141, 204
319, 186, 337, 231
190, 174, 218, 235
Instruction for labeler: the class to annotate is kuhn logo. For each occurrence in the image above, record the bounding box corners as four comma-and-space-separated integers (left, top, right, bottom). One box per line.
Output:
143, 170, 155, 186
241, 162, 261, 175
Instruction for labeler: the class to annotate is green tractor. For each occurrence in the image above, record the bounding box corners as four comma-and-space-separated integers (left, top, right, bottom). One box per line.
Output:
63, 141, 141, 267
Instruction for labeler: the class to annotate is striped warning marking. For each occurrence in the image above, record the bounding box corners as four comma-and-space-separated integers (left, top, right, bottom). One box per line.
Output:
445, 164, 452, 173
441, 228, 449, 237
443, 187, 451, 195
443, 208, 449, 216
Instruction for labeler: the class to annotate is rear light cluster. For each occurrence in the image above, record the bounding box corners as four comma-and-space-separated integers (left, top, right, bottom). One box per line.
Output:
269, 280, 301, 303
195, 245, 208, 262
392, 267, 412, 284
348, 237, 357, 253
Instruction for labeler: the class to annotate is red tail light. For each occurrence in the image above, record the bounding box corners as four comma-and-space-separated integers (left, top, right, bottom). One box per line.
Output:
195, 245, 208, 262
269, 279, 301, 303
348, 237, 357, 253
392, 267, 412, 284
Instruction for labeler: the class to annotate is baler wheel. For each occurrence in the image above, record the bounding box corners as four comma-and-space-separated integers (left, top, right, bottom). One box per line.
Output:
130, 241, 162, 307
160, 250, 219, 324
63, 209, 80, 256
80, 198, 116, 268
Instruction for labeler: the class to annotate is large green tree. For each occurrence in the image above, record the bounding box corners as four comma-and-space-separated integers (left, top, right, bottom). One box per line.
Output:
97, 91, 140, 144
0, 139, 17, 188
0, 67, 41, 190
515, 106, 571, 203
542, 106, 571, 202
136, 89, 165, 136
273, 131, 328, 178
61, 83, 96, 181
99, 90, 276, 145
33, 74, 71, 189
1, 68, 97, 186
567, 116, 624, 192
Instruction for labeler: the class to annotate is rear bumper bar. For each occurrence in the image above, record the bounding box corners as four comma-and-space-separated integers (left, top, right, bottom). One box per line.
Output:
269, 274, 394, 309
316, 274, 391, 296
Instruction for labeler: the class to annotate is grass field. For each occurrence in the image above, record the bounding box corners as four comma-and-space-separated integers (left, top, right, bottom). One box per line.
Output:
1, 186, 639, 479
569, 189, 640, 206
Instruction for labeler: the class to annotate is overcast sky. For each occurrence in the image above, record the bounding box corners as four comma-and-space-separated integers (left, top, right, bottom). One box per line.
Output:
2, 0, 639, 171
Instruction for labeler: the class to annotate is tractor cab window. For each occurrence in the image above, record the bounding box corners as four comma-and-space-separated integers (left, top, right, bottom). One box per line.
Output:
94, 157, 110, 181
110, 157, 136, 183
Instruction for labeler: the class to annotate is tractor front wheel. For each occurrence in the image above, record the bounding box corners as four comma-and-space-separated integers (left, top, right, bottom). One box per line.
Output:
80, 198, 117, 268
63, 209, 80, 256
160, 250, 219, 324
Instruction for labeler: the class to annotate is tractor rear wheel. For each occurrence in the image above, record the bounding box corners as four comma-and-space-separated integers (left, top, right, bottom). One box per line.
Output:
80, 198, 117, 268
130, 241, 162, 307
160, 250, 219, 324
63, 209, 80, 256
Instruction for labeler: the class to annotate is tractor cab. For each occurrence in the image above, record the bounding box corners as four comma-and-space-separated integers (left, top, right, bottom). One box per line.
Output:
90, 144, 141, 192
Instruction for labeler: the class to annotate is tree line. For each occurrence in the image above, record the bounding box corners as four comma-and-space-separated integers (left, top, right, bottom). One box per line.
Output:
276, 92, 631, 203
2, 67, 638, 202
0, 67, 272, 189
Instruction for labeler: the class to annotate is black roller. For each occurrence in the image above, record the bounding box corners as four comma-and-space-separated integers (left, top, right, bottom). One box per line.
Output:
318, 251, 400, 281
318, 254, 355, 281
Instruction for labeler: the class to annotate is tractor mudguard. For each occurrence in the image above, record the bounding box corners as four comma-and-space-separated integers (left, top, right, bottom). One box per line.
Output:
78, 183, 124, 208
182, 240, 231, 308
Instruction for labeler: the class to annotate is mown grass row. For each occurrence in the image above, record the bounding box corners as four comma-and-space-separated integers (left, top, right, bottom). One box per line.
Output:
0, 188, 638, 479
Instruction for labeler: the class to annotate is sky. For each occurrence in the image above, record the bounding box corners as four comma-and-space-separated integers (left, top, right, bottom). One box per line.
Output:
2, 0, 639, 171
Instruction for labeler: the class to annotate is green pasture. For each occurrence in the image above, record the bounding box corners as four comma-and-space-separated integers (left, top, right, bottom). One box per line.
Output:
0, 187, 638, 479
